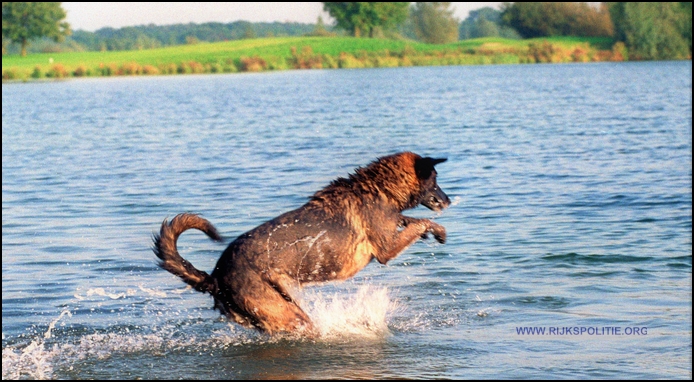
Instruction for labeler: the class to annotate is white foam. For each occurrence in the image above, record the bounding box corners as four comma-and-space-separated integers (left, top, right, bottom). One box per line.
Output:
138, 284, 168, 298
85, 287, 129, 300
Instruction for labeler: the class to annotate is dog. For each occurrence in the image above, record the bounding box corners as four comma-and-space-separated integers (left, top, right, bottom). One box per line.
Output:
152, 152, 450, 335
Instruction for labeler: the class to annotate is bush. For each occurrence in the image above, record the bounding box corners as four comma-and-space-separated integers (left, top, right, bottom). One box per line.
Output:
142, 65, 159, 75
337, 52, 365, 68
73, 65, 89, 77
374, 55, 400, 68
490, 54, 522, 64
208, 63, 223, 73
571, 45, 590, 63
239, 56, 267, 72
611, 42, 628, 61
31, 66, 44, 79
47, 64, 69, 78
177, 62, 192, 74
99, 63, 119, 76
289, 46, 324, 69
527, 41, 573, 63
594, 49, 614, 62
2, 68, 22, 80
322, 54, 339, 69
399, 44, 417, 58
159, 63, 178, 75
399, 56, 413, 66
188, 61, 205, 73
265, 57, 289, 71
119, 62, 142, 75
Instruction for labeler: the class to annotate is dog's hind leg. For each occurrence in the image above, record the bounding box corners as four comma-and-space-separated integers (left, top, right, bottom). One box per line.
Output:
231, 270, 314, 335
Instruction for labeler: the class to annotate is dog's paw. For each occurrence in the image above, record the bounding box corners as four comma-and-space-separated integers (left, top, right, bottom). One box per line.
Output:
428, 222, 446, 244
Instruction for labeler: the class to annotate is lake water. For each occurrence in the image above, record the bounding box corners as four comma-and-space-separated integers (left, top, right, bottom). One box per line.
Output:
2, 62, 692, 379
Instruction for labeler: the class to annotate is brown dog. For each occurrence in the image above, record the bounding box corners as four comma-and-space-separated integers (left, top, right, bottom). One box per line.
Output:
153, 152, 450, 335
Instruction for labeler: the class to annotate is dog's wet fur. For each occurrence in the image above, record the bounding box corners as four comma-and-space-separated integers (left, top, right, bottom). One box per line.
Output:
153, 152, 450, 335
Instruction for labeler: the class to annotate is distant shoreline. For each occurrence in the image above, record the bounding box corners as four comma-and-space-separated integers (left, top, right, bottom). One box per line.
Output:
1, 36, 685, 82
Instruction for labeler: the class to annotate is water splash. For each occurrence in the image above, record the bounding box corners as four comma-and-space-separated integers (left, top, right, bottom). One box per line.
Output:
44, 310, 72, 340
300, 284, 397, 340
2, 309, 72, 379
2, 283, 401, 379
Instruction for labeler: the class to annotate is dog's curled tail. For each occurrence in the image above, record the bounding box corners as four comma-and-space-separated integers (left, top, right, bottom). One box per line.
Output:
152, 213, 223, 295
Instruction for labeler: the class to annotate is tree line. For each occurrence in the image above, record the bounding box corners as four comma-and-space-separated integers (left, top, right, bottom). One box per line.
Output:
3, 2, 692, 60
71, 21, 319, 51
501, 2, 691, 60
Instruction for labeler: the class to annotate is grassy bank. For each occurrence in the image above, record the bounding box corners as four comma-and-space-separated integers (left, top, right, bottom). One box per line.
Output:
2, 36, 623, 81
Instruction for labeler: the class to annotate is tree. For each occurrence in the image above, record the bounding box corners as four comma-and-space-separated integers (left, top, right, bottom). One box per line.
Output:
2, 2, 70, 57
314, 15, 328, 36
679, 2, 692, 54
240, 21, 255, 39
608, 2, 690, 60
501, 2, 613, 38
410, 2, 459, 44
459, 7, 521, 40
309, 16, 335, 36
322, 2, 409, 37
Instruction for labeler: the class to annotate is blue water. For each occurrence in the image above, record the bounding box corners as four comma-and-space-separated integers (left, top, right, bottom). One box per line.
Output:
2, 62, 692, 379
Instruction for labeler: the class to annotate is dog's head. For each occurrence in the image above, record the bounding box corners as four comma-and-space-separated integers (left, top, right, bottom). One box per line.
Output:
414, 156, 450, 211
315, 152, 451, 213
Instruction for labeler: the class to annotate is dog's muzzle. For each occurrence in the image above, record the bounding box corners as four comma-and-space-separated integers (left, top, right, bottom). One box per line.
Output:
422, 185, 451, 211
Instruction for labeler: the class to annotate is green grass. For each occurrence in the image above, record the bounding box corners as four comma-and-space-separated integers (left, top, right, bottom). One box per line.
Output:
2, 36, 619, 81
1, 37, 462, 66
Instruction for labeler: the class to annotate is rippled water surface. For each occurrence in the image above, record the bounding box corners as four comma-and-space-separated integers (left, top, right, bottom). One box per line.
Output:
2, 62, 692, 379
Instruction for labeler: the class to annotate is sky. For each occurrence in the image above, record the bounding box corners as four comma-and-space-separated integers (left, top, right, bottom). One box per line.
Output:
61, 2, 503, 32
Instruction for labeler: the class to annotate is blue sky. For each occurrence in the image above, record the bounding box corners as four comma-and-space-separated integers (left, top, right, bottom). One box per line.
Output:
62, 2, 503, 32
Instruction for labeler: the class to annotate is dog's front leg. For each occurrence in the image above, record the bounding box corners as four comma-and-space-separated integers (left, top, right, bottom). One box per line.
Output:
376, 217, 446, 264
400, 216, 446, 243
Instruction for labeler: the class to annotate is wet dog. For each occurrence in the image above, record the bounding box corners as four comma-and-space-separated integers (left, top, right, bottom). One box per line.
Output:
152, 152, 450, 335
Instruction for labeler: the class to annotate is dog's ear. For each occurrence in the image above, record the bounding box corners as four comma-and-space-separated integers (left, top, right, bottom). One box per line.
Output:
415, 157, 447, 179
430, 157, 447, 166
